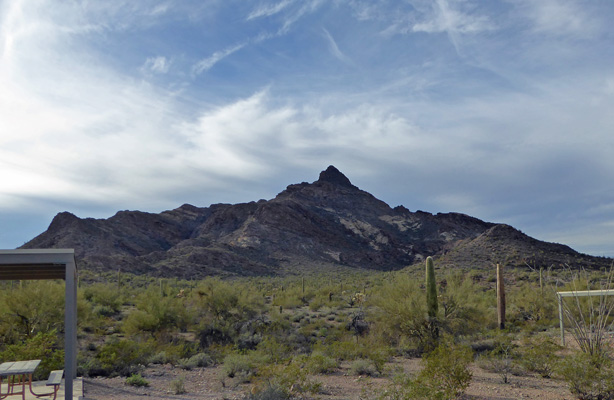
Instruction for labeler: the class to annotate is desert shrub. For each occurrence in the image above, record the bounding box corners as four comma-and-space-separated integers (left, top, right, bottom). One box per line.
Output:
508, 283, 557, 330
323, 335, 390, 374
244, 384, 290, 400
83, 283, 123, 315
0, 330, 64, 381
0, 281, 65, 341
477, 333, 520, 384
350, 358, 379, 377
170, 375, 187, 394
305, 351, 338, 374
149, 351, 171, 365
222, 351, 269, 381
123, 288, 191, 339
519, 335, 560, 378
558, 352, 614, 400
125, 373, 149, 387
194, 278, 264, 322
438, 273, 493, 335
178, 352, 213, 370
257, 358, 322, 396
256, 336, 295, 364
370, 274, 434, 352
384, 340, 473, 400
96, 339, 152, 377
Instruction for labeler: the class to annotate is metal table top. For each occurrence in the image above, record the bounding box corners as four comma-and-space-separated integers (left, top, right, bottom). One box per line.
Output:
0, 360, 41, 377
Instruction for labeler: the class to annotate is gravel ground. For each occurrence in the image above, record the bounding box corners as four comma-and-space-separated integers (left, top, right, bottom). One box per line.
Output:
83, 358, 574, 400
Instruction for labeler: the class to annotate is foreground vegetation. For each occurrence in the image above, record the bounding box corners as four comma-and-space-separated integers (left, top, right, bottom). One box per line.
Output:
1, 261, 614, 399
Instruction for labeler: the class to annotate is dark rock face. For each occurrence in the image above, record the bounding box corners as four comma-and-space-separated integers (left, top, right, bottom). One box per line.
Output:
21, 166, 611, 277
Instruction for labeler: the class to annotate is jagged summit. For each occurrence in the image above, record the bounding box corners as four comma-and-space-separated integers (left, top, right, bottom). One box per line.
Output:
316, 165, 355, 188
20, 167, 611, 278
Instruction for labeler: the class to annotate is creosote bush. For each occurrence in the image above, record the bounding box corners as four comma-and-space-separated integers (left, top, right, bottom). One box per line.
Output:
558, 351, 614, 400
384, 340, 473, 400
126, 373, 149, 387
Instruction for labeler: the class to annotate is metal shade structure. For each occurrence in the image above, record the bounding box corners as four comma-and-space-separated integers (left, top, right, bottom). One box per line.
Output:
0, 249, 77, 400
557, 289, 614, 346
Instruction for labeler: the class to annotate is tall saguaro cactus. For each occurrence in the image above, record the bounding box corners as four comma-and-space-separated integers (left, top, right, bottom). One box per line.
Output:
425, 256, 439, 343
497, 263, 506, 330
426, 256, 438, 319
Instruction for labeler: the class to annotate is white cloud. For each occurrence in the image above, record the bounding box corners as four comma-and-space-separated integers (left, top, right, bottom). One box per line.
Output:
411, 0, 493, 35
192, 43, 246, 75
247, 0, 294, 21
322, 28, 352, 65
518, 0, 595, 36
142, 56, 171, 74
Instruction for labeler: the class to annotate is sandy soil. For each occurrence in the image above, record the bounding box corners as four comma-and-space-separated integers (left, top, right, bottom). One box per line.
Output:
82, 357, 574, 400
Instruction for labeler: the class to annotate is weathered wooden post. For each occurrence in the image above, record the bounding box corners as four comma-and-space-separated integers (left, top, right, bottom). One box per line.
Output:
497, 263, 506, 330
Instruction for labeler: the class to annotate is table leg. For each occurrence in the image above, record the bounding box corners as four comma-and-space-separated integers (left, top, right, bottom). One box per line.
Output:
28, 373, 56, 398
0, 375, 6, 400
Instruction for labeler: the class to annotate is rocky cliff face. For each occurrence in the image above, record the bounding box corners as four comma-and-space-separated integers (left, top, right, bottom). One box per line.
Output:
21, 166, 610, 277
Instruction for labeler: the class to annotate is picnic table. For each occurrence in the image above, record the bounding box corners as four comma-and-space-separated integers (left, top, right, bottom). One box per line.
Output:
0, 360, 60, 400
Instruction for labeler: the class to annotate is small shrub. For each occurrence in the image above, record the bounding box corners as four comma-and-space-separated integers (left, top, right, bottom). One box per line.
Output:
148, 351, 171, 365
257, 359, 321, 396
520, 336, 560, 378
305, 351, 338, 374
0, 331, 64, 381
350, 358, 379, 377
222, 352, 268, 381
558, 351, 614, 400
479, 335, 518, 384
244, 384, 290, 400
170, 376, 187, 395
125, 374, 149, 387
96, 339, 151, 377
178, 352, 213, 370
384, 341, 473, 400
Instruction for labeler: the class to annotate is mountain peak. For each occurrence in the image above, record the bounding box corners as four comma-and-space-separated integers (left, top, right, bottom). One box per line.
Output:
317, 166, 354, 187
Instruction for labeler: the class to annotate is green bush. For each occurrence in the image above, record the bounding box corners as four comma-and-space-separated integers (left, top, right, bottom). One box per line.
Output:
0, 282, 65, 341
83, 284, 123, 315
178, 352, 213, 370
125, 373, 149, 387
123, 288, 191, 339
244, 384, 290, 400
257, 358, 322, 396
350, 358, 379, 377
305, 351, 338, 374
519, 335, 560, 378
222, 352, 269, 381
96, 339, 152, 377
0, 330, 64, 381
170, 375, 187, 394
384, 341, 473, 400
558, 352, 614, 400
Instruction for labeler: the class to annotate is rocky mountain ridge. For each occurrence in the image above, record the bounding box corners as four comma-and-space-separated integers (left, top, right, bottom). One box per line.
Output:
21, 166, 610, 277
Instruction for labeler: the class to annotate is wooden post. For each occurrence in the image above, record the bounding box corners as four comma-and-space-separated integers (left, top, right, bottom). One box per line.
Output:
497, 264, 506, 330
302, 277, 305, 294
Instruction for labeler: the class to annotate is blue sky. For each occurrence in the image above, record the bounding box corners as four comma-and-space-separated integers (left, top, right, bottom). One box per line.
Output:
1, 0, 614, 257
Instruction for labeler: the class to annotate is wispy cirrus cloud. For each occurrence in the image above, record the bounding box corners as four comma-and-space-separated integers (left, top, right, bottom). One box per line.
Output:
246, 0, 294, 21
411, 0, 493, 34
322, 28, 352, 65
192, 43, 246, 75
517, 0, 597, 37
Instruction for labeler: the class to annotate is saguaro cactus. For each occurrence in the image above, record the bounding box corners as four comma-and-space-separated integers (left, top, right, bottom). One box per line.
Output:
426, 256, 438, 319
497, 263, 506, 329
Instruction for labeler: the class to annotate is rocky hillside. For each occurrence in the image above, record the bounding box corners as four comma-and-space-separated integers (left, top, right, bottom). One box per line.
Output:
21, 166, 610, 278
